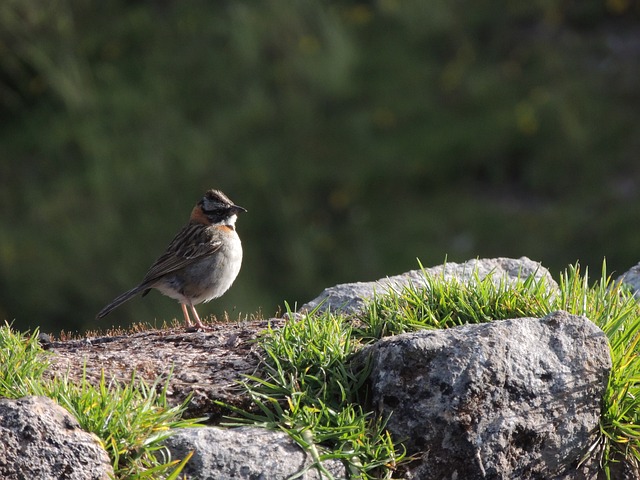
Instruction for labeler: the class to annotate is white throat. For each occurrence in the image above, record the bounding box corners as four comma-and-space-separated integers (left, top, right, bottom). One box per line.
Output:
219, 214, 238, 227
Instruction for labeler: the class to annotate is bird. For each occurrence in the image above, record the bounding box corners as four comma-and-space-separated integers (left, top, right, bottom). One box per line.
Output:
96, 189, 246, 328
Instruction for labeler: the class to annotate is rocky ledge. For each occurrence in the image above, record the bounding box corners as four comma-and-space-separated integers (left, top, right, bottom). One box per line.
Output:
2, 257, 639, 479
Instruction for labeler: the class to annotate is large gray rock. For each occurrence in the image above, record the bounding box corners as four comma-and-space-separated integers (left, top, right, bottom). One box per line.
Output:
163, 426, 347, 479
358, 311, 611, 479
0, 396, 113, 480
301, 257, 556, 315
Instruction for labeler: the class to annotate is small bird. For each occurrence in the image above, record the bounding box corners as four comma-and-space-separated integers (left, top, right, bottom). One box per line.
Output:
96, 189, 246, 328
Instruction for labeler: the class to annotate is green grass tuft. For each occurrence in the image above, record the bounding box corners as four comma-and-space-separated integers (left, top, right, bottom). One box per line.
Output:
0, 322, 50, 398
359, 263, 552, 340
555, 263, 640, 478
221, 310, 405, 479
47, 369, 202, 479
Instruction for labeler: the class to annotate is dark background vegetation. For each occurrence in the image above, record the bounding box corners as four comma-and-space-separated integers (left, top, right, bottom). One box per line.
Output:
1, 0, 639, 333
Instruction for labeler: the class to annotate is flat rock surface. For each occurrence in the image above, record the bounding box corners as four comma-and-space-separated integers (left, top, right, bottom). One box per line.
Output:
163, 426, 347, 479
44, 319, 284, 420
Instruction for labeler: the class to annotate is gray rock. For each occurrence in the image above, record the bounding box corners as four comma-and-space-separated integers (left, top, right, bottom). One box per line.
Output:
357, 311, 611, 479
0, 396, 113, 480
301, 257, 556, 315
619, 261, 640, 298
163, 426, 347, 479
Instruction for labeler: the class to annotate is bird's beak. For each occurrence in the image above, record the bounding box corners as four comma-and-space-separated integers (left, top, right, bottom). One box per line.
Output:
231, 205, 247, 214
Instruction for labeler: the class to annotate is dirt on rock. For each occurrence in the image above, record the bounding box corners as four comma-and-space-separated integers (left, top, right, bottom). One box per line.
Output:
43, 318, 285, 421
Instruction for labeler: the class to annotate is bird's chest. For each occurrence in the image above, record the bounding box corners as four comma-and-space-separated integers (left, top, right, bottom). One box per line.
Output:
185, 231, 243, 298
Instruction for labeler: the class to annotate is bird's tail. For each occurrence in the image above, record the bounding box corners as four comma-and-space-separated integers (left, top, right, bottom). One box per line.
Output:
96, 286, 146, 320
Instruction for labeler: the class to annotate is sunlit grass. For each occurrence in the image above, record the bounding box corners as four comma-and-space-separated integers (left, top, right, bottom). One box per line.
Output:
554, 264, 640, 478
0, 323, 49, 398
221, 310, 405, 479
358, 261, 553, 340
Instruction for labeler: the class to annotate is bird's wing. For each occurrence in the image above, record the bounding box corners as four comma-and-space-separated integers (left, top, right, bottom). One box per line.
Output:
140, 223, 222, 286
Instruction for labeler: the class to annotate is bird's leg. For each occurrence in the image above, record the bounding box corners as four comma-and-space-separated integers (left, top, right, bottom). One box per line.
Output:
181, 303, 192, 326
190, 305, 206, 329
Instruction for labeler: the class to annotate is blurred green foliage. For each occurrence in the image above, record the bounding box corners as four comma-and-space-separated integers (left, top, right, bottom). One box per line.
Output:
1, 0, 639, 333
